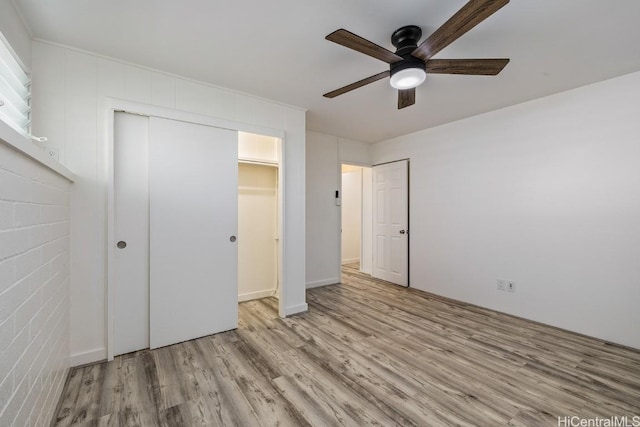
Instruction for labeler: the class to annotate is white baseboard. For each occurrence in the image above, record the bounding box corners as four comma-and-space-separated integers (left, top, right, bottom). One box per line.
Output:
285, 303, 308, 316
306, 278, 340, 289
341, 258, 360, 265
70, 348, 106, 367
238, 289, 276, 302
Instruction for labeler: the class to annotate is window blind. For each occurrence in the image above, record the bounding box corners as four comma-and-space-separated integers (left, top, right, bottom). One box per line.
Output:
0, 35, 31, 137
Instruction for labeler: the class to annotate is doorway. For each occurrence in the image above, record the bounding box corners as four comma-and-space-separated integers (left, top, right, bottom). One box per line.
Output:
341, 164, 373, 274
339, 160, 409, 287
238, 132, 280, 302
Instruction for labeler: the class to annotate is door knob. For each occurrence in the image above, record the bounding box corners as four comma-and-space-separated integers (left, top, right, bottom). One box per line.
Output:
117, 241, 127, 249
230, 235, 237, 242
399, 230, 405, 234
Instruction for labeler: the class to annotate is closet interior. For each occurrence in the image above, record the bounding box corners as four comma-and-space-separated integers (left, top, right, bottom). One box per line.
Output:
237, 132, 281, 303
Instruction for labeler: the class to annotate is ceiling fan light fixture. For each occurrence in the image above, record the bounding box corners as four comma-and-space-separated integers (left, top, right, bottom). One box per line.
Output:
389, 67, 426, 89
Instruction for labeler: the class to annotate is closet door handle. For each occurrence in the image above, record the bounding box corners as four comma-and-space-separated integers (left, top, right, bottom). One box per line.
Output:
230, 235, 237, 242
117, 241, 127, 249
399, 230, 406, 235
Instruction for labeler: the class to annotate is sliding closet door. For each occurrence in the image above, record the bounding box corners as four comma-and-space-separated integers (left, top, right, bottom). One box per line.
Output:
149, 117, 238, 349
113, 112, 150, 355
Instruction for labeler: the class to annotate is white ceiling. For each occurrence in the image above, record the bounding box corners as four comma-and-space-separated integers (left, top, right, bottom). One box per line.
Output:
14, 0, 640, 143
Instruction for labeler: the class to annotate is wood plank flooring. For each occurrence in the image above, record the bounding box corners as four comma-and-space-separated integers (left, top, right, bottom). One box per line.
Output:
53, 265, 640, 426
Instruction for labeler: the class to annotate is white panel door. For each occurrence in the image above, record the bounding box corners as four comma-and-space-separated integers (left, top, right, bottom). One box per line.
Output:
372, 160, 409, 286
113, 112, 150, 356
149, 117, 238, 349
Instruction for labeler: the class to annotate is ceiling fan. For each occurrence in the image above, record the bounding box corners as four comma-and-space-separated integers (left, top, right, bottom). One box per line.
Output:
323, 0, 510, 109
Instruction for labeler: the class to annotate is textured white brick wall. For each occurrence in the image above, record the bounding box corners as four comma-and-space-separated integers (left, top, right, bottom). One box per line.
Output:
0, 141, 71, 426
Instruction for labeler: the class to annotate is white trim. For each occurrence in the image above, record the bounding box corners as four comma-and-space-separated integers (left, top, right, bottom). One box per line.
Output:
285, 303, 308, 316
276, 136, 286, 318
306, 278, 340, 289
70, 348, 106, 367
105, 103, 115, 361
238, 289, 277, 303
341, 257, 360, 265
0, 120, 74, 181
111, 99, 285, 139
105, 98, 287, 360
340, 160, 373, 168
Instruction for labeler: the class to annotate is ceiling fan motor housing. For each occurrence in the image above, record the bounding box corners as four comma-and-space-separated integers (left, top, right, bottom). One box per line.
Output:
390, 25, 426, 77
390, 55, 426, 76
391, 25, 422, 55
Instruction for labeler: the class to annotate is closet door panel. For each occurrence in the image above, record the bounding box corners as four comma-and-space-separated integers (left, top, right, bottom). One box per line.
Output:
149, 117, 238, 349
113, 112, 150, 356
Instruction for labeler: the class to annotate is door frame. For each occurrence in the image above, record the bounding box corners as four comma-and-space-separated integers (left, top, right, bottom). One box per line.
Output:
105, 99, 286, 361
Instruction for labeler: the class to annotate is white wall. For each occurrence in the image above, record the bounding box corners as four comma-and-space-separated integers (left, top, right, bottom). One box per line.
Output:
0, 1, 31, 69
238, 163, 278, 301
338, 138, 372, 166
305, 131, 372, 287
306, 132, 340, 288
373, 71, 640, 349
341, 167, 362, 264
0, 134, 71, 426
30, 40, 307, 365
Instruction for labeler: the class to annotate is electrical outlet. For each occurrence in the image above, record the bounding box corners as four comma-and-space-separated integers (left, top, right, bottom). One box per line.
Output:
497, 279, 506, 291
507, 281, 516, 292
43, 147, 59, 161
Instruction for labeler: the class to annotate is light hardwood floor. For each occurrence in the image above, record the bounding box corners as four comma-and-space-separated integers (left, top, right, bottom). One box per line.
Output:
53, 265, 640, 426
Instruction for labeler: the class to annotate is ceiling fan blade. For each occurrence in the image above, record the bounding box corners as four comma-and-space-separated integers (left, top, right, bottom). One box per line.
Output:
398, 88, 415, 109
326, 29, 403, 64
426, 58, 509, 75
412, 0, 509, 62
323, 71, 390, 98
